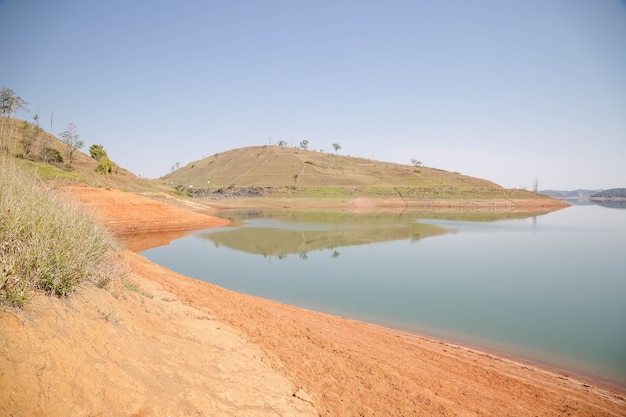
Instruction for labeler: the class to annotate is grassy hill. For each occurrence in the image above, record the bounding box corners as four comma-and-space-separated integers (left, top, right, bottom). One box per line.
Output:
0, 117, 168, 192
1, 117, 562, 204
162, 145, 549, 200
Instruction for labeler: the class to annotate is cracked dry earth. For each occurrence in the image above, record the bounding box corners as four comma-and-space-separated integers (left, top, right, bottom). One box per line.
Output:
1, 185, 624, 416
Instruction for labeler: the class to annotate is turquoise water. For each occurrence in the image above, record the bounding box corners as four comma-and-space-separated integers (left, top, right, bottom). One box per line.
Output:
141, 205, 626, 387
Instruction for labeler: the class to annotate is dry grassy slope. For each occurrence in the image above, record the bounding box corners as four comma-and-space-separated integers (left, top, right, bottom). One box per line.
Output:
1, 118, 559, 202
0, 117, 169, 192
162, 145, 525, 197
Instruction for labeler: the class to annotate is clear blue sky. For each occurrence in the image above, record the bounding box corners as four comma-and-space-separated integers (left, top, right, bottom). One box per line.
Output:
1, 0, 625, 190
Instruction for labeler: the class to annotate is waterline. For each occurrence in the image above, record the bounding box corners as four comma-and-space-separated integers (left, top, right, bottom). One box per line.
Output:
141, 205, 626, 387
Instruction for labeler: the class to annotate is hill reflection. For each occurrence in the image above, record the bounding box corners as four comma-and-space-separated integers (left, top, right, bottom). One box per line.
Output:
198, 209, 546, 257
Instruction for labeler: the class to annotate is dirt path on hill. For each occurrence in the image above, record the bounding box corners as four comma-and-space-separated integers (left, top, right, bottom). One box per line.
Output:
1, 185, 623, 417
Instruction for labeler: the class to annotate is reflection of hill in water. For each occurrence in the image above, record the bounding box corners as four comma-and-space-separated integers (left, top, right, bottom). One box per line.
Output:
199, 209, 548, 257
592, 200, 626, 209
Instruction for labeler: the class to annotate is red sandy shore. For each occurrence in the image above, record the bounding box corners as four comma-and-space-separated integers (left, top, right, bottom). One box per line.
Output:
1, 185, 623, 417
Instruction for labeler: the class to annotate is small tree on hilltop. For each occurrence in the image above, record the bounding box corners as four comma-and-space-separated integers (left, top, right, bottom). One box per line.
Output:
0, 87, 28, 117
410, 159, 423, 167
299, 140, 309, 150
59, 123, 83, 168
332, 143, 341, 154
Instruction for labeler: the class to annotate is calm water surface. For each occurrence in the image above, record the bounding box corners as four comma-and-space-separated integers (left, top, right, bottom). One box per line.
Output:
141, 205, 626, 387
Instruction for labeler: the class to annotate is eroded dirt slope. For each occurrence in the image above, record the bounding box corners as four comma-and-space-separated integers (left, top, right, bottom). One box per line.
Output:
0, 253, 317, 416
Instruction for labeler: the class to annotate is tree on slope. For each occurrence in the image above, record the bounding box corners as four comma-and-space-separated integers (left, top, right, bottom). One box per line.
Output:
89, 144, 107, 160
59, 123, 83, 168
89, 144, 116, 174
0, 87, 28, 117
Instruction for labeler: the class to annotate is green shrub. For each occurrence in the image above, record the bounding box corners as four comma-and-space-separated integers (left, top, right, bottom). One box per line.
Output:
0, 162, 116, 307
43, 147, 63, 164
96, 155, 116, 174
89, 144, 107, 160
89, 145, 116, 175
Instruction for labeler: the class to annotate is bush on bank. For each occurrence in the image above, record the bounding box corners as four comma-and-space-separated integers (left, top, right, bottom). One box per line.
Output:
0, 162, 116, 307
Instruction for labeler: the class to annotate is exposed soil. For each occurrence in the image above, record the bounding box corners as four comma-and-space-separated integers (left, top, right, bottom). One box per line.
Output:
57, 184, 230, 234
186, 194, 570, 214
1, 186, 623, 417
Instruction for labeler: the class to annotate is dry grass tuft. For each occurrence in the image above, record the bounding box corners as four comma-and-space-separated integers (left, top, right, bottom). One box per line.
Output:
0, 161, 118, 307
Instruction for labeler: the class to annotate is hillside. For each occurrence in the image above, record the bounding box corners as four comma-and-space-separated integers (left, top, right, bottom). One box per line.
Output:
162, 145, 556, 202
1, 117, 566, 208
0, 117, 169, 192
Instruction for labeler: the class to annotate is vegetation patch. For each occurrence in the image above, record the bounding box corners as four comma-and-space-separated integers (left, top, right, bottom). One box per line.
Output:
0, 162, 116, 307
17, 159, 86, 181
302, 186, 351, 197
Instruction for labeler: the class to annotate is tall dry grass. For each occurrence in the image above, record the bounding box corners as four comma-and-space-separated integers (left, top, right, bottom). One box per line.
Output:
0, 161, 117, 307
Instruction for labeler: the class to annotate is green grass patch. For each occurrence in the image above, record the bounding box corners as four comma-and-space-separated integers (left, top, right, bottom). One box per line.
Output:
20, 159, 86, 181
173, 189, 193, 198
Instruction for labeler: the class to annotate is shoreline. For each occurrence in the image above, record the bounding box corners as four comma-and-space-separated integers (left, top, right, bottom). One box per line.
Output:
80, 186, 622, 397
133, 230, 626, 394
307, 300, 626, 393
127, 192, 626, 391
3, 184, 622, 416
198, 194, 572, 213
380, 318, 626, 395
130, 250, 625, 416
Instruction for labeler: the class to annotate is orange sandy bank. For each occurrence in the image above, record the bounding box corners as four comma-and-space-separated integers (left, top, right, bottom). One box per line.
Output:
1, 186, 623, 417
59, 184, 230, 234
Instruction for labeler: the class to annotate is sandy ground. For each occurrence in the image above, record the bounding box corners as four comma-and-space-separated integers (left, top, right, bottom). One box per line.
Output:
1, 186, 624, 417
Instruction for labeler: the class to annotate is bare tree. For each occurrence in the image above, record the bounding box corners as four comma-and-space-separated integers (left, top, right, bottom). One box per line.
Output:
59, 123, 84, 167
410, 158, 423, 167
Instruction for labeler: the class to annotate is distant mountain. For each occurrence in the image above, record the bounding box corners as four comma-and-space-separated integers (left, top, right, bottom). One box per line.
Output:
591, 188, 626, 199
590, 189, 626, 208
540, 189, 600, 201
541, 188, 626, 208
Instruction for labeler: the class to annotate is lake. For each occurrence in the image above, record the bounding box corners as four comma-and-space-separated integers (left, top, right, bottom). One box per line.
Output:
140, 204, 626, 388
